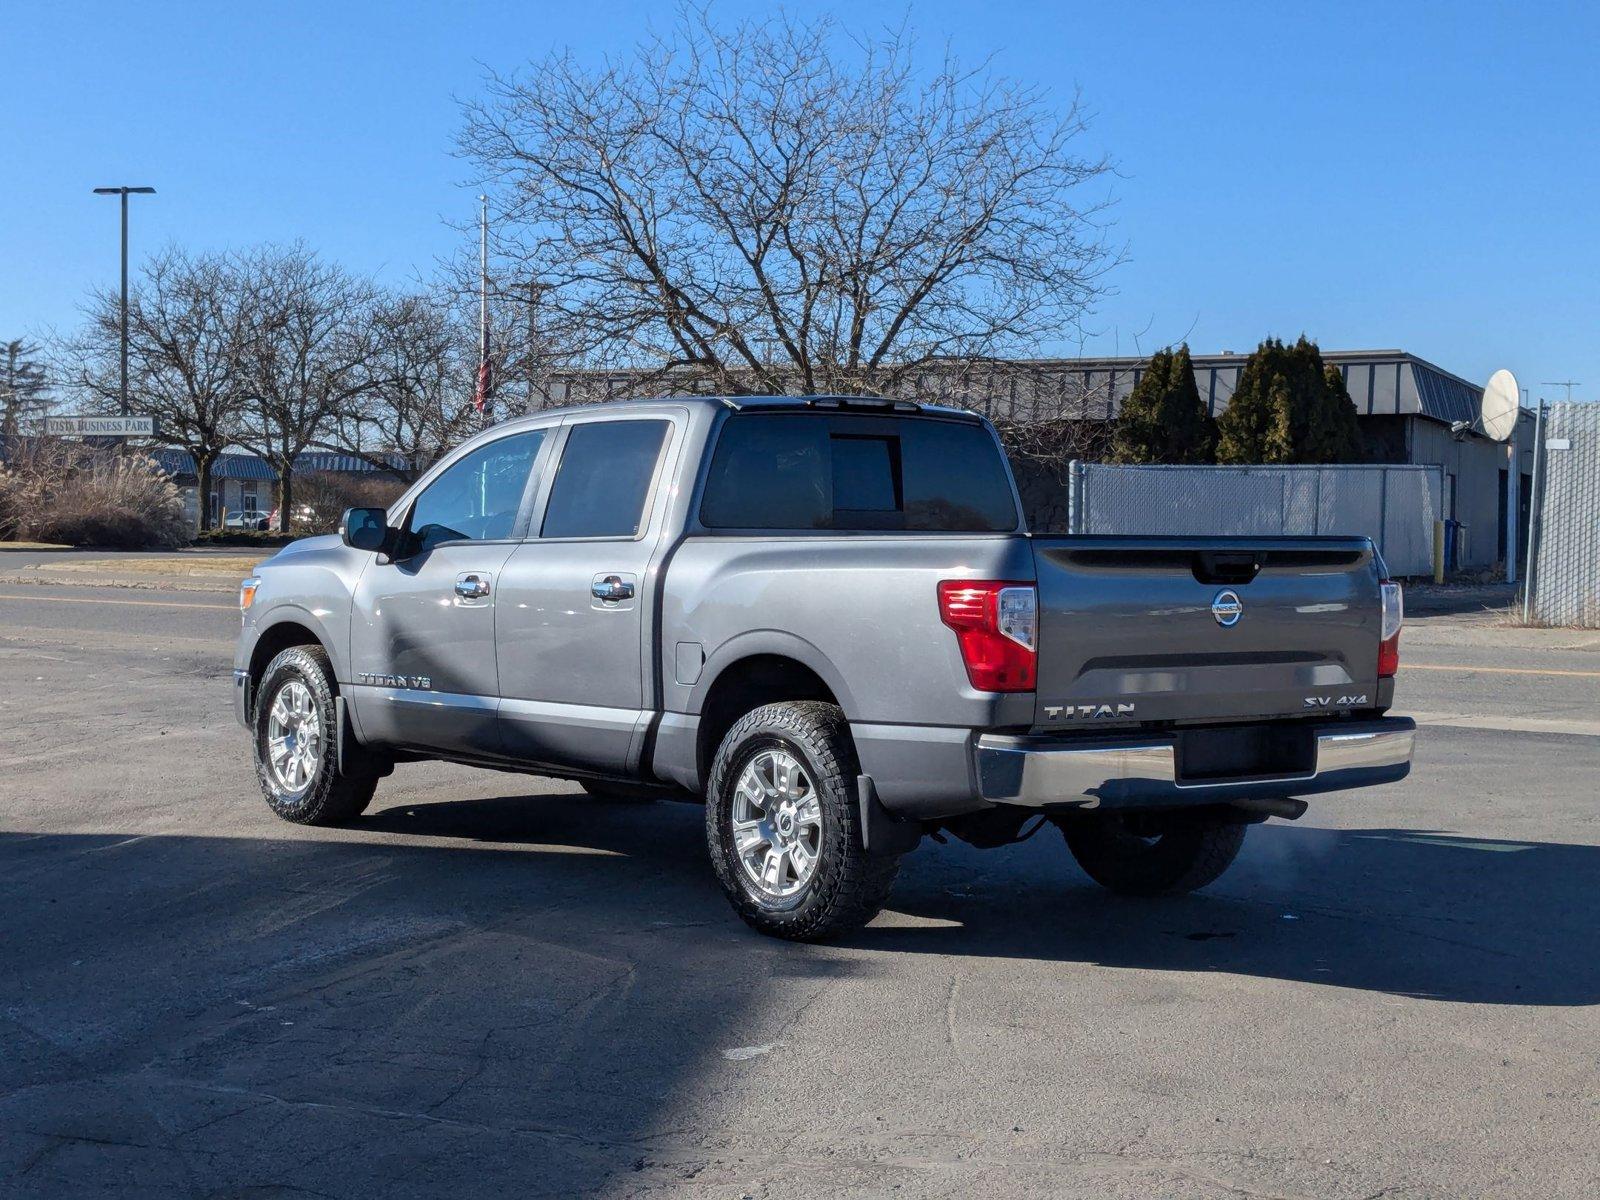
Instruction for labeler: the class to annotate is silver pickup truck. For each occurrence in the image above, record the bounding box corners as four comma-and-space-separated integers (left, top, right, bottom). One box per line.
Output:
234, 395, 1414, 940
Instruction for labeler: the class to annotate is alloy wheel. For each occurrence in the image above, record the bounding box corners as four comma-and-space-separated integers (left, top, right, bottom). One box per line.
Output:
730, 748, 824, 901
266, 679, 323, 793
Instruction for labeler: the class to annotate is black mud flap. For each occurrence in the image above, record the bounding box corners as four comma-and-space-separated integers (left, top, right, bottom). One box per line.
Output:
857, 775, 922, 856
336, 696, 394, 780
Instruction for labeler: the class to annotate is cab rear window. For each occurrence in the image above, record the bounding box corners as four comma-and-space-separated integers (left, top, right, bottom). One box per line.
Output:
700, 413, 1018, 532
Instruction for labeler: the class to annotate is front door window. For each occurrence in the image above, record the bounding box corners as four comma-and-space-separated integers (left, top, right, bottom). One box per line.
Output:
407, 429, 546, 552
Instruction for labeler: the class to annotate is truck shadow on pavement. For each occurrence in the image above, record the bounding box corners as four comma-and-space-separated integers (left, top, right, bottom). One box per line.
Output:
361, 795, 1600, 1008
3, 796, 1595, 1197
861, 822, 1600, 1006
0, 796, 849, 1199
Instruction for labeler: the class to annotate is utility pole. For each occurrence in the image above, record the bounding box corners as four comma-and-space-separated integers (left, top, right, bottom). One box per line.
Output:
1540, 380, 1580, 404
1521, 398, 1548, 622
92, 186, 156, 415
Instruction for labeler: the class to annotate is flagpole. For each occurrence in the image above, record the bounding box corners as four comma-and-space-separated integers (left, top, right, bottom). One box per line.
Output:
478, 194, 490, 431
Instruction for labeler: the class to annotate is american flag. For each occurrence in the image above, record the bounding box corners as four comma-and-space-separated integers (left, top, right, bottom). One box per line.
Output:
474, 320, 493, 414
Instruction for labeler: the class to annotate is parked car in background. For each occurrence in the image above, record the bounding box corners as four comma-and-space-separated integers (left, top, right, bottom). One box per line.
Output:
266, 505, 317, 533
233, 395, 1414, 941
224, 510, 273, 531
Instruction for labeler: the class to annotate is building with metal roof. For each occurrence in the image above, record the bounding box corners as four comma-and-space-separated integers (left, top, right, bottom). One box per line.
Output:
146, 449, 410, 527
946, 350, 1534, 571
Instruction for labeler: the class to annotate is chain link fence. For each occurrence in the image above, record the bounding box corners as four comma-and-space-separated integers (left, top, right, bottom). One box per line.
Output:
1528, 404, 1600, 627
1066, 462, 1444, 577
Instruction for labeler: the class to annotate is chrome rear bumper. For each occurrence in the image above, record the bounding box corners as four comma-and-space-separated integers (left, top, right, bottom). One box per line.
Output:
976, 718, 1415, 809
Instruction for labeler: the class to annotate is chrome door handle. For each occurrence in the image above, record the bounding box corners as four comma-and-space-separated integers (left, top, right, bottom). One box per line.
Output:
591, 575, 634, 603
455, 574, 490, 599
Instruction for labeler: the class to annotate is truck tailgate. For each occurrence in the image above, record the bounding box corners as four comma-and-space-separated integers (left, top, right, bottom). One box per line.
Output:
1030, 536, 1383, 730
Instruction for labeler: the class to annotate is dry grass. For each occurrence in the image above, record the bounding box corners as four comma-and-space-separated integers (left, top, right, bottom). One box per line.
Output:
2, 443, 190, 549
31, 554, 264, 578
1487, 607, 1593, 631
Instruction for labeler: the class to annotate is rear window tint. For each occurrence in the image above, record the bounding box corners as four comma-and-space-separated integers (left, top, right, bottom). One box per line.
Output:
700, 413, 1017, 532
541, 420, 669, 538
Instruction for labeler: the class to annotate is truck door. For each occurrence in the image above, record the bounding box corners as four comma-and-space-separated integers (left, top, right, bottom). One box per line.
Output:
494, 413, 679, 774
349, 427, 549, 756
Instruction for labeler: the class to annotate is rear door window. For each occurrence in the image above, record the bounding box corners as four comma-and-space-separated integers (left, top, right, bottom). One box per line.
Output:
540, 419, 671, 539
701, 413, 1018, 532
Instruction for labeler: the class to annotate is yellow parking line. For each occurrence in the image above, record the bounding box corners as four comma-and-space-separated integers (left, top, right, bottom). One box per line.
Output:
0, 592, 236, 611
1405, 663, 1600, 679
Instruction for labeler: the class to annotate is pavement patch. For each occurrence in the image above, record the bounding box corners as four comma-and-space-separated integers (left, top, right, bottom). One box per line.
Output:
722, 1043, 779, 1061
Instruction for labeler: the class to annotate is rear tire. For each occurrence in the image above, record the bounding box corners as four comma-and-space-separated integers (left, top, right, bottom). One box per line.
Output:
705, 702, 899, 941
1063, 812, 1245, 896
253, 645, 376, 826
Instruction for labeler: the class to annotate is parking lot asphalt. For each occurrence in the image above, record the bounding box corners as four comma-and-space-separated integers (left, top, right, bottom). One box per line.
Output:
2, 569, 1598, 1199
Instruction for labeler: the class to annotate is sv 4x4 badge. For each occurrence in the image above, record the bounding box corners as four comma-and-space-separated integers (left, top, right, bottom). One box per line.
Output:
1304, 694, 1369, 708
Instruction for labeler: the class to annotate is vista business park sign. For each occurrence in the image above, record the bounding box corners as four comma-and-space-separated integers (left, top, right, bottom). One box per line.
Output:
45, 416, 156, 437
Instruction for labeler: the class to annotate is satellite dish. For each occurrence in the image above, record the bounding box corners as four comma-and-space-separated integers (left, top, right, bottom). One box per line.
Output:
1479, 369, 1520, 441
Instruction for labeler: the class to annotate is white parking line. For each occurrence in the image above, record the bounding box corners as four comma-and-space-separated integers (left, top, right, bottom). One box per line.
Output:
1405, 663, 1600, 679
1409, 711, 1600, 737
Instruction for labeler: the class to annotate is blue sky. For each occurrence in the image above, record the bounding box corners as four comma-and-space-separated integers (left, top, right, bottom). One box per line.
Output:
6, 0, 1597, 401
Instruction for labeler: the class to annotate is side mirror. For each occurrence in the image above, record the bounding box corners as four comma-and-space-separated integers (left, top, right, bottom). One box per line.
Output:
341, 507, 393, 554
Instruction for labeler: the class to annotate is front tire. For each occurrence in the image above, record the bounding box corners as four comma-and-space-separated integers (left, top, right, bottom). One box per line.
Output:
253, 645, 376, 826
705, 702, 900, 941
1063, 812, 1245, 896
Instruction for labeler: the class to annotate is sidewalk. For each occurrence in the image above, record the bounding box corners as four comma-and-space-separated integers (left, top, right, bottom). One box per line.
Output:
1403, 582, 1600, 652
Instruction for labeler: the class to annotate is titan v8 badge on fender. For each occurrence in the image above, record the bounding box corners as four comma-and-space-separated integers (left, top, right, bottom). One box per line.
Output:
357, 672, 433, 690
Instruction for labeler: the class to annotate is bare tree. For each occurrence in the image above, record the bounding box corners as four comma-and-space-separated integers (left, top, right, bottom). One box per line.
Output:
318, 290, 479, 481
479, 278, 575, 417
1, 339, 53, 440
294, 469, 407, 532
431, 249, 594, 418
235, 245, 383, 528
67, 249, 251, 532
458, 6, 1115, 396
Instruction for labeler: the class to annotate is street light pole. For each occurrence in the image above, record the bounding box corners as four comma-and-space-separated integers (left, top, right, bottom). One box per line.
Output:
93, 186, 156, 415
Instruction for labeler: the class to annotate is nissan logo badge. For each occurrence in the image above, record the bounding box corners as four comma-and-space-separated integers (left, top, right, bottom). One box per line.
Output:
1211, 589, 1243, 627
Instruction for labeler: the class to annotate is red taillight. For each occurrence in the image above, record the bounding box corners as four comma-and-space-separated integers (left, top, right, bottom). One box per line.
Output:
1378, 635, 1400, 678
938, 580, 1037, 692
1378, 579, 1403, 677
